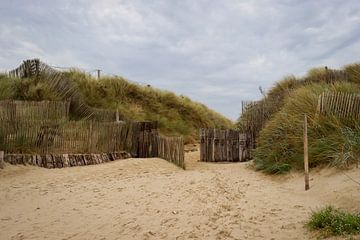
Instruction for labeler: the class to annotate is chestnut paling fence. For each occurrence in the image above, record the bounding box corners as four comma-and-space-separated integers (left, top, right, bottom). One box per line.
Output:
317, 92, 360, 118
0, 100, 185, 169
199, 128, 251, 162
2, 59, 187, 169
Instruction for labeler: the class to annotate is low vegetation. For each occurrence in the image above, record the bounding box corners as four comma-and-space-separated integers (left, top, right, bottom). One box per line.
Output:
308, 206, 360, 236
0, 71, 233, 142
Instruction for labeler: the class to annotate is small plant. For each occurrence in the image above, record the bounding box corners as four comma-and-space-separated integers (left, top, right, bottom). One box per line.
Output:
307, 206, 360, 236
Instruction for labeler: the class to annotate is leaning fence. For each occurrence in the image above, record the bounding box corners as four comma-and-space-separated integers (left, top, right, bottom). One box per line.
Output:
317, 92, 360, 118
8, 59, 121, 122
157, 136, 185, 169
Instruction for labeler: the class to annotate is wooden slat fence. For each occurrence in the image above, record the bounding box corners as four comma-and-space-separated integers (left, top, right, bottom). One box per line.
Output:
6, 60, 186, 169
317, 92, 360, 118
239, 100, 270, 149
8, 59, 121, 122
0, 119, 185, 169
132, 121, 158, 158
0, 100, 70, 121
8, 59, 40, 78
0, 120, 134, 154
200, 129, 250, 162
156, 136, 185, 169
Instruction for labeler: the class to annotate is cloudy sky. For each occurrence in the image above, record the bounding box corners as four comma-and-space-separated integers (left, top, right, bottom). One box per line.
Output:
1, 0, 360, 120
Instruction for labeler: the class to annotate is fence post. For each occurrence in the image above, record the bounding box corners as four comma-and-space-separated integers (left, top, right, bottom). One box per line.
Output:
304, 114, 310, 191
88, 121, 93, 152
116, 109, 120, 123
0, 151, 4, 169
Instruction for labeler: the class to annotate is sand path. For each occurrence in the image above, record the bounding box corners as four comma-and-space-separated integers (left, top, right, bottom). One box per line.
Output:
0, 151, 359, 240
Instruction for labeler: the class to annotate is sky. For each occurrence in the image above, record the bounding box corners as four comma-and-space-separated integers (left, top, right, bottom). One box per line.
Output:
1, 0, 360, 120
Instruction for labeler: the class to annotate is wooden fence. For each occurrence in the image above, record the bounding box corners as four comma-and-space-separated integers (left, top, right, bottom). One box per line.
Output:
157, 136, 185, 169
0, 120, 135, 154
131, 121, 158, 158
199, 129, 251, 162
0, 118, 186, 168
6, 60, 186, 169
3, 152, 130, 169
0, 100, 70, 121
317, 92, 360, 118
8, 59, 40, 78
8, 59, 121, 122
239, 100, 270, 149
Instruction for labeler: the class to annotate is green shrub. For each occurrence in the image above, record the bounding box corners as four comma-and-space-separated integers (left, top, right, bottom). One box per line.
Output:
308, 206, 360, 236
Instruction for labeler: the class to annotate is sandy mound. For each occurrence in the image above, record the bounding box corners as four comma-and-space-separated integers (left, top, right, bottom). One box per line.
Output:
0, 151, 359, 239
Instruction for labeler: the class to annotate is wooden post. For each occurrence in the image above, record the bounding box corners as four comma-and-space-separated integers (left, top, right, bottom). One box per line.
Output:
96, 69, 101, 79
0, 151, 4, 169
304, 114, 309, 191
116, 109, 120, 122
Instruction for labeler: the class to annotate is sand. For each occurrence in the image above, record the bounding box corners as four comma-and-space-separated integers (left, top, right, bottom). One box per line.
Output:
0, 150, 359, 240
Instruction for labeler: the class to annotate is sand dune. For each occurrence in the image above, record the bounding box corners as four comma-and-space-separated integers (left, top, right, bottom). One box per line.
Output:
0, 151, 359, 240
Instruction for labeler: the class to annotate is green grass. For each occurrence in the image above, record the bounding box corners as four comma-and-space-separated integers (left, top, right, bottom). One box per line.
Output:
253, 82, 360, 173
0, 70, 233, 142
308, 206, 360, 236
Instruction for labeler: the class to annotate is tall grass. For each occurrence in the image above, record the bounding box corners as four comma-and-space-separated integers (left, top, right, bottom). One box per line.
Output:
253, 82, 360, 173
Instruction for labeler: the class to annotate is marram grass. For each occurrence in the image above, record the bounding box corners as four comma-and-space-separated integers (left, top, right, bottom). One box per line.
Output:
253, 82, 360, 173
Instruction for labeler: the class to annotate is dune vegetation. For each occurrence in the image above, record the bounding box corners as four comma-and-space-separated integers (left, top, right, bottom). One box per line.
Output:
0, 71, 233, 143
237, 64, 360, 173
308, 206, 360, 236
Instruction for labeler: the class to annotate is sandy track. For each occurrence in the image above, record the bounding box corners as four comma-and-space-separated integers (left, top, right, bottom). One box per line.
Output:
0, 151, 359, 240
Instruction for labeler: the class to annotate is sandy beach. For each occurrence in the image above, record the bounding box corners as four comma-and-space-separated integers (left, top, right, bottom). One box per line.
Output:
0, 150, 359, 240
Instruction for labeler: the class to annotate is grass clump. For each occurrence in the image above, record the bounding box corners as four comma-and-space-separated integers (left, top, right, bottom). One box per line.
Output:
308, 206, 360, 236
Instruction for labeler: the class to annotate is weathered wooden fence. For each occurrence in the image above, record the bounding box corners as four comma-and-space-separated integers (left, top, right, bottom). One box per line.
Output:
0, 100, 70, 121
3, 152, 130, 169
131, 121, 158, 158
317, 92, 360, 118
8, 59, 40, 78
5, 60, 186, 169
0, 120, 135, 154
8, 59, 121, 122
157, 136, 185, 169
199, 129, 251, 162
240, 100, 269, 149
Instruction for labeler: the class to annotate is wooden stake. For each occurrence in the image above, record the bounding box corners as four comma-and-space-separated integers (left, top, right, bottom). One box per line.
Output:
116, 109, 120, 122
304, 114, 310, 191
0, 151, 4, 169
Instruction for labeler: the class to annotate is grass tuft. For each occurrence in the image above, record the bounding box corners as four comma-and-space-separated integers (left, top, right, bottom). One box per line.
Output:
308, 206, 360, 236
